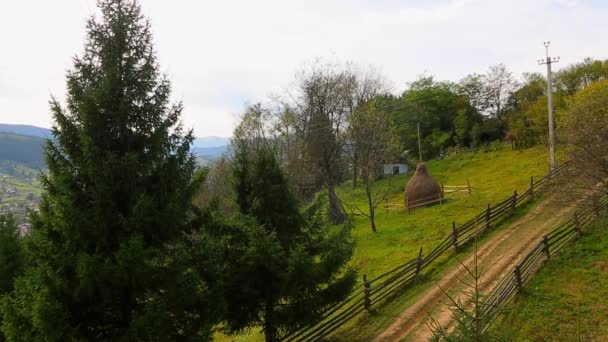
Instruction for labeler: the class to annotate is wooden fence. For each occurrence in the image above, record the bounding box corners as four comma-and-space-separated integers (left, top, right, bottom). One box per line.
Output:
280, 162, 570, 342
406, 193, 445, 211
479, 191, 607, 332
442, 178, 472, 196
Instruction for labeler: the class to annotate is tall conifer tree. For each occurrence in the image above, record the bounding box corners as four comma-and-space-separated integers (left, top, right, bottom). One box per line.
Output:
223, 141, 356, 342
1, 1, 217, 340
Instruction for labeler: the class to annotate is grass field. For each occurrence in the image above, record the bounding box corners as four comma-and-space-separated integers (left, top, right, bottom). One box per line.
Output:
215, 143, 560, 341
338, 143, 555, 281
495, 219, 608, 341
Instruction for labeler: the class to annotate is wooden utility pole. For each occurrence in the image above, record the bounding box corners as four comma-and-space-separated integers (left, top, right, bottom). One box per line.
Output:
417, 121, 422, 163
538, 42, 559, 171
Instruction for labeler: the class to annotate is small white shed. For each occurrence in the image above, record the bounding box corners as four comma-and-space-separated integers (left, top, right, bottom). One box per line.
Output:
383, 163, 409, 176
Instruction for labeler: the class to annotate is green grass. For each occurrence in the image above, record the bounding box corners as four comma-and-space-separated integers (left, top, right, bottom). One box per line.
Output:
216, 144, 557, 341
339, 144, 553, 281
327, 197, 544, 342
495, 219, 608, 341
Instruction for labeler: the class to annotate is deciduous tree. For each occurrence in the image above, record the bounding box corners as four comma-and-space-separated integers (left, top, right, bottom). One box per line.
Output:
560, 79, 608, 199
346, 99, 400, 232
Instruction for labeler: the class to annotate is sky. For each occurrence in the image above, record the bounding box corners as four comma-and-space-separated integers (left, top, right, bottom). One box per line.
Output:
1, 0, 607, 138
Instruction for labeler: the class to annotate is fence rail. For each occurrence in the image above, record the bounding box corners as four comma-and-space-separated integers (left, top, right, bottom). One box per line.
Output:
480, 190, 607, 331
442, 178, 472, 196
281, 162, 570, 342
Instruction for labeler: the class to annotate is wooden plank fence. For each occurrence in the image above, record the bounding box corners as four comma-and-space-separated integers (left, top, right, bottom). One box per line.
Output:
479, 191, 607, 332
406, 193, 444, 212
280, 162, 570, 342
442, 178, 472, 196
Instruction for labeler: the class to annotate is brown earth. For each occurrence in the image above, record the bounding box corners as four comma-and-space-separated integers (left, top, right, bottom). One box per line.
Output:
374, 195, 574, 342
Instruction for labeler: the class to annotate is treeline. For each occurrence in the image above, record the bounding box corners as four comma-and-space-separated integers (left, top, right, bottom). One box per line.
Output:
207, 57, 608, 231
231, 57, 608, 170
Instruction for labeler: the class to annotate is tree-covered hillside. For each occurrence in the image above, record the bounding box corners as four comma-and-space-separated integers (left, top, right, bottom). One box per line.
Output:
0, 124, 52, 138
0, 132, 46, 169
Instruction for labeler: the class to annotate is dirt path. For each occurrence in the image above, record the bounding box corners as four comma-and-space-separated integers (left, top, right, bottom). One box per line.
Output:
374, 196, 572, 342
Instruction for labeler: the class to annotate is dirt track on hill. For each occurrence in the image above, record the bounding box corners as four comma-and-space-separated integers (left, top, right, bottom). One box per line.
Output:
374, 196, 572, 342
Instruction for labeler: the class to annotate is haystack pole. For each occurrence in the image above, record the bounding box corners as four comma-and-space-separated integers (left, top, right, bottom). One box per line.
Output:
405, 120, 443, 210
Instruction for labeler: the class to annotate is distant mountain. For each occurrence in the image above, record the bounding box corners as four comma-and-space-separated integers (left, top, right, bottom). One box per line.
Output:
0, 124, 52, 138
0, 125, 229, 147
192, 136, 230, 166
0, 124, 230, 168
192, 145, 228, 157
193, 136, 230, 148
0, 132, 46, 169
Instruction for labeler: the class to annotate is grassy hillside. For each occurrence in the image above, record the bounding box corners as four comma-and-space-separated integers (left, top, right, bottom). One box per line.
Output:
338, 143, 555, 281
215, 143, 559, 341
496, 219, 608, 340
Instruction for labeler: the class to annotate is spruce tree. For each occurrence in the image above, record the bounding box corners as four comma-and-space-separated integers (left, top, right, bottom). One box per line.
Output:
0, 215, 23, 295
223, 141, 357, 342
0, 214, 24, 342
1, 1, 217, 340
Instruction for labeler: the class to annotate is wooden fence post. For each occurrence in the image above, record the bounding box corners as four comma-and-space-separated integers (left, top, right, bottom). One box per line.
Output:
530, 176, 534, 196
512, 190, 518, 210
542, 235, 551, 260
514, 265, 523, 291
451, 221, 459, 250
574, 213, 582, 238
415, 248, 423, 278
485, 203, 491, 230
363, 274, 371, 311
467, 178, 472, 196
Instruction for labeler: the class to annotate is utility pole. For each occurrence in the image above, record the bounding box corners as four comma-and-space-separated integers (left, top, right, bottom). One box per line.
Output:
417, 120, 422, 163
538, 41, 560, 171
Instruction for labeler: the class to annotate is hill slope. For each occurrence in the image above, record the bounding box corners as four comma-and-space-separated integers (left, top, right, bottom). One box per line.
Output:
0, 124, 52, 138
216, 143, 560, 342
0, 132, 46, 169
338, 144, 557, 281
495, 219, 608, 340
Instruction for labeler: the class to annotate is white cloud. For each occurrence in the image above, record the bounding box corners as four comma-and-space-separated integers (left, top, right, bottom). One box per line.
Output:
1, 0, 607, 137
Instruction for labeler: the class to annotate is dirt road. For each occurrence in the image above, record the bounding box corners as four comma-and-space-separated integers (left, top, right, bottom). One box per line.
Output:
374, 196, 571, 342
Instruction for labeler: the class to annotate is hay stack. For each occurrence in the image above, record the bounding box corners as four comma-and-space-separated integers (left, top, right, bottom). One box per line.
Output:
404, 163, 442, 208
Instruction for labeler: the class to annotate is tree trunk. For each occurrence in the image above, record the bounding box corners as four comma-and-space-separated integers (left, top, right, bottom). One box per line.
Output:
264, 325, 277, 342
264, 306, 278, 342
365, 180, 376, 233
369, 210, 376, 233
328, 185, 346, 224
352, 152, 358, 188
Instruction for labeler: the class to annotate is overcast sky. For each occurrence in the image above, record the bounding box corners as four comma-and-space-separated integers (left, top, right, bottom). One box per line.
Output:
1, 0, 607, 137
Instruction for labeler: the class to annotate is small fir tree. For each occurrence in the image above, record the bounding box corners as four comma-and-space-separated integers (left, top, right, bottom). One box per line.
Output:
222, 141, 357, 342
428, 231, 505, 342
